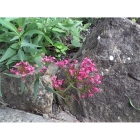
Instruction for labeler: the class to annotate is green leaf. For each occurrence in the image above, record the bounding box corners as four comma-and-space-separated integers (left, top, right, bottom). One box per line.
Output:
0, 74, 2, 97
44, 35, 53, 45
33, 34, 42, 45
47, 18, 62, 27
10, 36, 19, 41
52, 28, 65, 33
25, 23, 38, 32
0, 18, 19, 35
5, 18, 17, 22
125, 94, 140, 110
83, 23, 91, 29
18, 49, 25, 61
0, 32, 17, 42
34, 56, 43, 68
20, 79, 25, 94
36, 23, 43, 29
45, 86, 65, 99
17, 18, 26, 27
3, 73, 20, 78
23, 29, 44, 37
132, 19, 136, 23
0, 43, 18, 62
71, 39, 82, 47
21, 41, 42, 48
34, 78, 39, 99
55, 49, 60, 52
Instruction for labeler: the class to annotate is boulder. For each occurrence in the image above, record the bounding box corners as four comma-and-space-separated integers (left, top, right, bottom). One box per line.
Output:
57, 18, 140, 122
0, 68, 53, 115
0, 107, 79, 122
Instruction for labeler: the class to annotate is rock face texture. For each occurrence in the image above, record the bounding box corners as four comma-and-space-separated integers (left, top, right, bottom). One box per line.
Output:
0, 71, 53, 115
0, 107, 79, 122
57, 18, 140, 122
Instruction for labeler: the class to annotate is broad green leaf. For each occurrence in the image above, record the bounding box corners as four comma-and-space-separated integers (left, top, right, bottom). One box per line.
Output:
52, 28, 65, 33
0, 43, 18, 62
4, 73, 20, 78
18, 49, 25, 61
6, 55, 19, 65
0, 19, 19, 35
0, 32, 17, 42
34, 56, 43, 68
0, 74, 2, 97
25, 23, 38, 32
10, 36, 19, 41
20, 79, 25, 94
21, 41, 41, 48
36, 23, 43, 29
33, 34, 42, 45
34, 78, 39, 99
17, 18, 26, 27
44, 35, 53, 45
58, 23, 75, 30
23, 29, 44, 37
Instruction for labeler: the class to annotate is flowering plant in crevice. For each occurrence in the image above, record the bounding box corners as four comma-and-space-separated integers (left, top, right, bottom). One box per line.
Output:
5, 56, 102, 100
52, 57, 102, 100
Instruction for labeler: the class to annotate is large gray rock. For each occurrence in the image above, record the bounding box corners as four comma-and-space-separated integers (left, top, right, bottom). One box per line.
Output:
0, 69, 53, 115
57, 18, 140, 122
0, 107, 79, 122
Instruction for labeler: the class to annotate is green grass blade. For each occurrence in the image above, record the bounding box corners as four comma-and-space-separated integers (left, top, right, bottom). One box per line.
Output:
34, 77, 39, 100
4, 73, 20, 78
20, 79, 25, 94
125, 94, 140, 111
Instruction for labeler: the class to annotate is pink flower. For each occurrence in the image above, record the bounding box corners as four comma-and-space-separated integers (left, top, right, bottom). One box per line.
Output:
55, 61, 65, 67
92, 87, 100, 92
57, 79, 64, 86
81, 94, 86, 99
41, 56, 56, 63
88, 90, 94, 97
51, 76, 64, 89
69, 69, 76, 76
10, 61, 35, 82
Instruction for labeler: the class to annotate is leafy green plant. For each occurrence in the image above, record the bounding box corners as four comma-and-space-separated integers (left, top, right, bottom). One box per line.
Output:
0, 17, 89, 98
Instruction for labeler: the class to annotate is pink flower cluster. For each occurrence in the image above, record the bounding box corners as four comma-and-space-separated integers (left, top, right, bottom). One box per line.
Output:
54, 57, 102, 98
10, 61, 35, 82
9, 56, 102, 100
51, 76, 64, 90
41, 56, 56, 63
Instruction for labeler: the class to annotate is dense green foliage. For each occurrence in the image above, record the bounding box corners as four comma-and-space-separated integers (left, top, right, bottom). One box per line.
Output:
0, 18, 90, 72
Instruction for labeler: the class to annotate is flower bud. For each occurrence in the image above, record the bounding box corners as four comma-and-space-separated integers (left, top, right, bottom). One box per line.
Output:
18, 27, 22, 32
